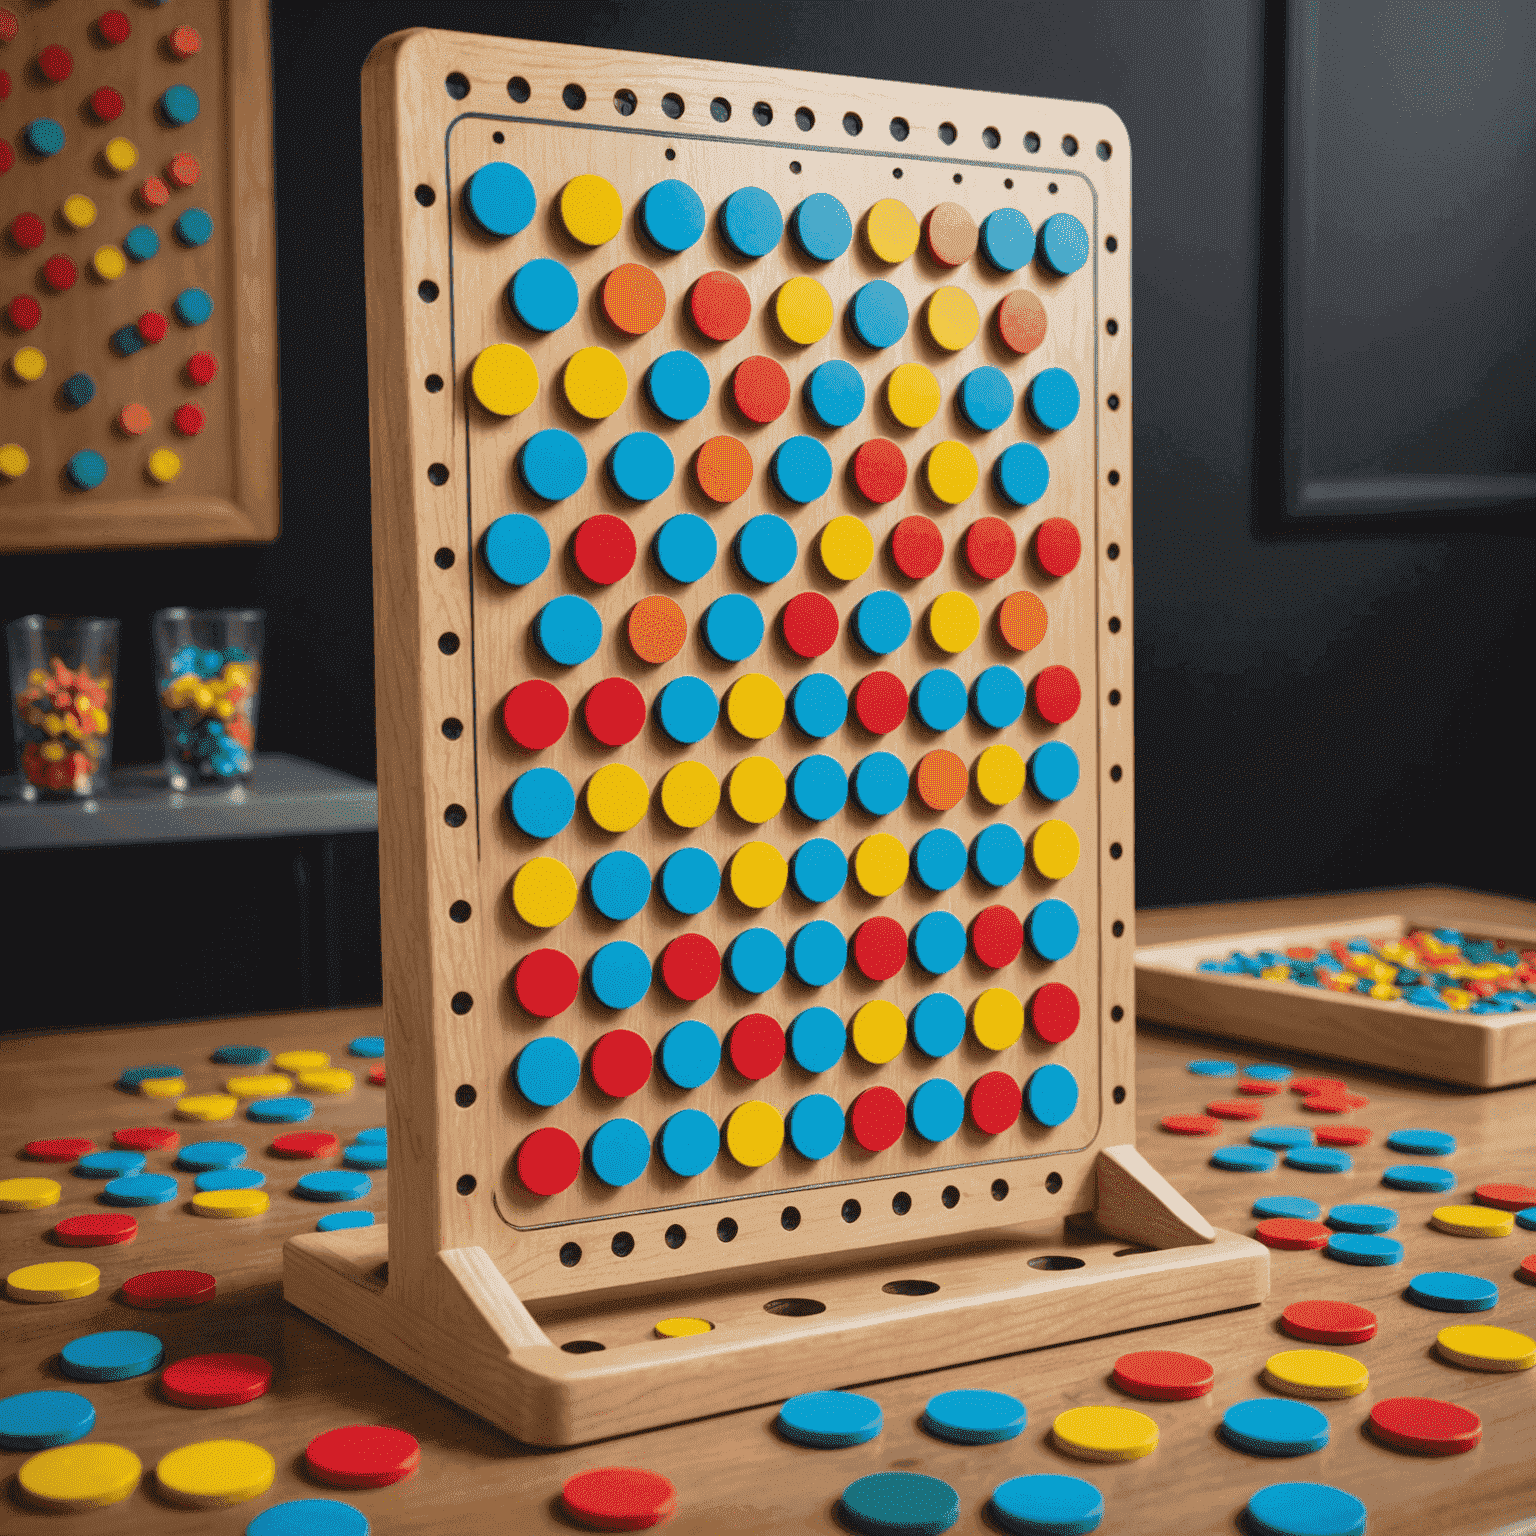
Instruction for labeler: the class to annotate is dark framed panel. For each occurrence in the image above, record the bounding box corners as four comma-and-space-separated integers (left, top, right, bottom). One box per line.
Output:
1281, 0, 1536, 520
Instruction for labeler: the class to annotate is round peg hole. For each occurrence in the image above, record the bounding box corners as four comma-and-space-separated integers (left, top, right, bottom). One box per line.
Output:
753, 101, 773, 126
563, 83, 586, 110
938, 122, 956, 144
890, 117, 909, 140
843, 112, 862, 135
1111, 920, 1125, 937
1097, 140, 1112, 160
941, 1186, 959, 1208
711, 97, 731, 122
1028, 1254, 1085, 1270
418, 281, 439, 302
1113, 1086, 1127, 1104
717, 1218, 738, 1242
1045, 1172, 1063, 1194
445, 72, 469, 100
665, 1224, 686, 1249
1110, 1005, 1124, 1022
434, 547, 454, 568
614, 89, 636, 116
559, 1242, 581, 1267
1106, 235, 1118, 252
428, 462, 448, 485
562, 1340, 604, 1353
1110, 765, 1123, 781
882, 1279, 939, 1296
764, 1297, 826, 1316
612, 1231, 634, 1256
451, 992, 473, 1014
781, 1206, 800, 1230
444, 804, 467, 827
454, 1083, 476, 1106
449, 900, 471, 923
892, 1192, 911, 1215
508, 76, 530, 102
991, 1179, 1009, 1201
456, 1173, 476, 1194
841, 1199, 861, 1223
415, 184, 436, 206
441, 718, 462, 739
662, 93, 684, 118
1062, 135, 1078, 155
426, 375, 444, 392
438, 632, 459, 654
795, 107, 815, 131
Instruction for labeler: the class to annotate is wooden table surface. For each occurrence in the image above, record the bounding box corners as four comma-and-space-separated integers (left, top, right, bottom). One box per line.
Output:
5, 913, 1535, 1535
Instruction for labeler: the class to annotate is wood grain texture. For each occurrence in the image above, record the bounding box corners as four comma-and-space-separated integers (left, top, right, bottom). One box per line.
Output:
0, 0, 278, 552
5, 1003, 1536, 1531
1137, 889, 1536, 1087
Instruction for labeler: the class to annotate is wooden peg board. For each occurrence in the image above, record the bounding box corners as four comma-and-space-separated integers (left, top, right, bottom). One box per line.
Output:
288, 30, 1266, 1447
0, 0, 277, 552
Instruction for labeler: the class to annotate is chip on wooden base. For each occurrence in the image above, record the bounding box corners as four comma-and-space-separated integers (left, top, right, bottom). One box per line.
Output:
562, 1467, 678, 1530
305, 1425, 420, 1488
1368, 1396, 1481, 1455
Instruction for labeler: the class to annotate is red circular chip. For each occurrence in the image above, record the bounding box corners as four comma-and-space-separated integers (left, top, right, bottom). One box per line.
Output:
271, 1132, 340, 1159
731, 355, 790, 423
1519, 1254, 1536, 1285
660, 934, 720, 1002
113, 1126, 178, 1152
781, 591, 839, 658
11, 213, 45, 251
173, 402, 206, 436
1111, 1349, 1214, 1401
306, 1425, 421, 1488
137, 311, 167, 343
890, 515, 944, 579
8, 294, 42, 331
853, 670, 908, 735
853, 917, 907, 981
964, 517, 1016, 580
1301, 1094, 1354, 1114
694, 436, 753, 503
727, 1014, 785, 1081
139, 175, 169, 209
1206, 1099, 1263, 1121
187, 351, 219, 385
1256, 1218, 1332, 1251
516, 1127, 580, 1195
1029, 982, 1079, 1043
120, 1270, 216, 1309
167, 152, 201, 189
161, 1352, 272, 1406
368, 1064, 386, 1085
852, 439, 908, 504
573, 513, 637, 585
90, 86, 124, 122
583, 677, 646, 747
586, 1032, 648, 1105
0, 143, 11, 173
1238, 1080, 1283, 1097
502, 678, 569, 750
850, 1086, 906, 1152
1034, 517, 1082, 577
969, 1072, 1022, 1135
43, 255, 77, 292
515, 949, 580, 1019
1290, 1077, 1346, 1096
688, 270, 751, 341
98, 11, 132, 45
562, 1466, 677, 1532
1369, 1397, 1481, 1456
1280, 1299, 1378, 1345
1316, 1124, 1371, 1146
1033, 665, 1081, 724
972, 906, 1023, 969
38, 43, 74, 82
23, 1137, 96, 1162
1161, 1114, 1220, 1136
55, 1213, 137, 1247
1475, 1182, 1536, 1211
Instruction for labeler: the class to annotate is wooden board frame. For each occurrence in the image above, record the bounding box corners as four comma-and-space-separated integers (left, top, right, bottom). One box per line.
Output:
0, 0, 278, 552
1138, 893, 1536, 1088
284, 27, 1267, 1445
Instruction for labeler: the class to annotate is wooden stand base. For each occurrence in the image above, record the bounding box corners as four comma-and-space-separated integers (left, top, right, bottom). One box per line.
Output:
283, 1148, 1268, 1446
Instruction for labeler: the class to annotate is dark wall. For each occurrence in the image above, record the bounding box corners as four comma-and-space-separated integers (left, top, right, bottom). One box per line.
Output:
5, 0, 1533, 915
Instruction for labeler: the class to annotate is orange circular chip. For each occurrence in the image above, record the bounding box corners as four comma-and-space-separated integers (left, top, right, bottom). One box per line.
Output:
997, 290, 1048, 354
602, 263, 665, 335
117, 402, 152, 436
628, 596, 687, 664
695, 436, 753, 503
915, 749, 968, 811
998, 591, 1048, 652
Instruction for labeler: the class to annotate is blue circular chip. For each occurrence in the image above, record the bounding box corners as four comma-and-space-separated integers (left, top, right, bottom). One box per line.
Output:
972, 666, 1026, 729
123, 224, 160, 262
703, 594, 765, 661
536, 594, 602, 665
0, 1390, 96, 1451
910, 1078, 965, 1142
296, 1170, 372, 1202
62, 373, 95, 408
1253, 1195, 1322, 1221
913, 670, 966, 731
519, 428, 588, 500
788, 1008, 846, 1073
588, 850, 652, 920
656, 676, 719, 744
1220, 1398, 1329, 1458
806, 360, 866, 427
972, 824, 1025, 887
590, 941, 652, 1009
1250, 1127, 1314, 1150
483, 512, 551, 586
1286, 1147, 1353, 1174
790, 920, 848, 987
66, 451, 108, 490
465, 161, 537, 238
247, 1097, 313, 1124
1038, 213, 1090, 275
790, 754, 848, 820
854, 590, 911, 655
646, 349, 711, 421
1027, 368, 1081, 431
1029, 741, 1080, 801
641, 179, 707, 252
912, 912, 966, 976
1025, 1063, 1078, 1127
736, 513, 799, 583
959, 367, 1014, 431
852, 752, 907, 815
654, 513, 717, 584
507, 766, 576, 839
1382, 1164, 1456, 1193
75, 1150, 145, 1178
779, 1390, 881, 1447
60, 1331, 163, 1383
1026, 899, 1079, 961
849, 280, 909, 348
1405, 1270, 1498, 1312
788, 1094, 845, 1159
728, 927, 787, 994
1213, 1146, 1278, 1172
659, 1019, 721, 1088
1246, 1483, 1366, 1536
1245, 1063, 1294, 1081
175, 287, 214, 326
1188, 1059, 1238, 1077
772, 435, 834, 504
101, 1173, 178, 1207
1385, 1128, 1457, 1155
609, 431, 675, 501
1326, 1203, 1397, 1233
24, 118, 66, 157
913, 828, 966, 892
990, 1473, 1102, 1536
660, 848, 720, 914
980, 208, 1036, 273
792, 194, 853, 261
342, 1146, 386, 1172
923, 1388, 1027, 1445
212, 1046, 269, 1066
173, 208, 213, 247
588, 1119, 651, 1187
246, 1499, 371, 1536
840, 1472, 958, 1536
195, 1169, 265, 1192
994, 442, 1051, 507
1325, 1233, 1404, 1266
912, 993, 966, 1058
508, 258, 579, 331
790, 675, 848, 740
720, 186, 784, 257
659, 1109, 720, 1176
514, 1038, 582, 1107
160, 84, 201, 125
792, 838, 848, 903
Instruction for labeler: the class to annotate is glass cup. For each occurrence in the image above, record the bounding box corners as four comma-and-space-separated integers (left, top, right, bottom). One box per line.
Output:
7, 615, 120, 800
153, 608, 265, 789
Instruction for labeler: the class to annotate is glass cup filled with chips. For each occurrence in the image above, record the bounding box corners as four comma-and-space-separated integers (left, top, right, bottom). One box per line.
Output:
153, 608, 265, 789
7, 615, 120, 800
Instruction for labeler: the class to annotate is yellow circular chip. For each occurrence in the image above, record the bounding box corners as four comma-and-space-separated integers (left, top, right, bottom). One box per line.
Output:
559, 174, 624, 246
147, 449, 183, 484
728, 756, 787, 824
886, 363, 941, 429
729, 840, 789, 908
925, 440, 980, 504
1031, 819, 1081, 880
851, 1000, 907, 1064
928, 590, 980, 653
104, 137, 139, 172
273, 1050, 329, 1072
156, 1440, 275, 1507
587, 763, 649, 831
192, 1189, 270, 1220
19, 1443, 141, 1510
866, 198, 920, 262
175, 1094, 238, 1122
512, 857, 579, 927
6, 1261, 101, 1303
1430, 1204, 1514, 1238
654, 1315, 713, 1338
660, 761, 719, 828
727, 674, 785, 740
820, 516, 875, 581
976, 744, 1026, 805
470, 343, 539, 417
725, 1101, 784, 1167
1052, 1406, 1159, 1462
0, 443, 30, 480
297, 1068, 354, 1095
62, 194, 97, 230
1436, 1323, 1535, 1372
926, 286, 980, 351
972, 988, 1024, 1050
775, 276, 834, 345
854, 833, 909, 897
225, 1074, 293, 1099
93, 245, 126, 281
563, 346, 628, 419
11, 346, 47, 383
140, 1075, 187, 1098
1262, 1349, 1369, 1399
0, 1178, 61, 1212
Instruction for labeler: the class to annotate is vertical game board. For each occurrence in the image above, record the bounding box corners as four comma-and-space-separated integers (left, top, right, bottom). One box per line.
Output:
0, 0, 276, 552
285, 29, 1268, 1446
